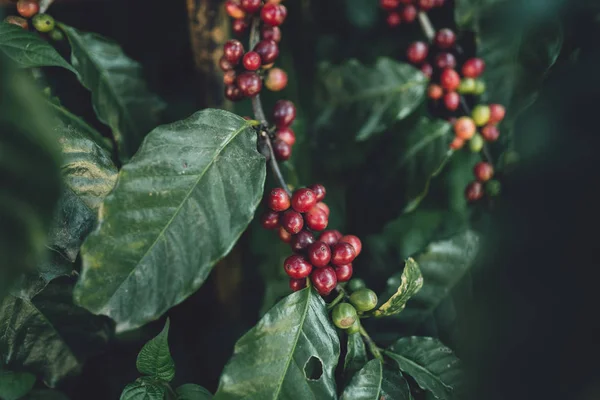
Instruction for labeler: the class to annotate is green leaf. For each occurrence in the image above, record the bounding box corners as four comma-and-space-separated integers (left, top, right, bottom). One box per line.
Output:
215, 288, 340, 399
344, 333, 368, 381
380, 368, 412, 400
21, 389, 70, 400
60, 24, 165, 160
385, 337, 463, 400
454, 0, 507, 30
341, 359, 382, 400
317, 58, 427, 141
0, 23, 76, 73
176, 384, 213, 400
136, 319, 175, 382
345, 0, 379, 29
0, 370, 36, 400
374, 258, 423, 317
75, 109, 265, 332
0, 279, 113, 387
120, 377, 165, 400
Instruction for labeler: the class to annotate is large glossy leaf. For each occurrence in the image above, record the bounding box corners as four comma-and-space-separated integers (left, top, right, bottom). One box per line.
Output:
385, 337, 463, 400
120, 377, 165, 400
75, 110, 266, 331
317, 58, 426, 141
0, 23, 76, 73
0, 279, 113, 387
136, 319, 175, 382
60, 24, 165, 160
176, 384, 213, 399
0, 370, 36, 400
374, 258, 423, 317
214, 288, 340, 399
341, 359, 382, 400
380, 368, 412, 400
344, 332, 368, 381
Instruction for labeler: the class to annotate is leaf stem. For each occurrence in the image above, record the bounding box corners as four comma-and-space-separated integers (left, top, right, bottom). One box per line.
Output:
327, 290, 345, 310
359, 325, 383, 361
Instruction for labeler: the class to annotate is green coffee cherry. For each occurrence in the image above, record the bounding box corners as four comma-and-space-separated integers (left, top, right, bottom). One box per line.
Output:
457, 78, 476, 94
474, 79, 486, 95
469, 133, 484, 153
32, 14, 55, 33
49, 29, 64, 41
346, 319, 361, 334
472, 105, 491, 126
349, 288, 378, 312
485, 180, 501, 197
347, 278, 366, 292
332, 303, 358, 329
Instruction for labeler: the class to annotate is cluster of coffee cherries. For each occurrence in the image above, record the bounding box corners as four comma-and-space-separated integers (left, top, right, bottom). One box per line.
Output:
222, 0, 288, 100
380, 0, 445, 27
331, 281, 378, 333
4, 0, 62, 39
260, 185, 363, 296
450, 103, 505, 152
465, 161, 500, 202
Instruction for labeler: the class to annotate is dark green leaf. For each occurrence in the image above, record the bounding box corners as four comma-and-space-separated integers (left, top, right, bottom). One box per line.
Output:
317, 58, 426, 141
344, 333, 368, 381
21, 389, 70, 400
136, 319, 175, 382
120, 377, 165, 400
215, 288, 340, 399
75, 110, 265, 331
454, 0, 507, 30
0, 370, 36, 400
0, 279, 113, 387
176, 384, 213, 400
60, 24, 165, 160
380, 368, 412, 400
385, 337, 463, 400
0, 23, 76, 73
341, 359, 382, 400
345, 0, 379, 29
374, 258, 423, 317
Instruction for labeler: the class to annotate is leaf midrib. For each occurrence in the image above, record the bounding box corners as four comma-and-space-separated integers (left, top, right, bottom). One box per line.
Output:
384, 349, 453, 394
331, 80, 425, 105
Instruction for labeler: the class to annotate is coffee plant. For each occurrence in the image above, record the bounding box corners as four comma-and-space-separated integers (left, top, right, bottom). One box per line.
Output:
0, 0, 595, 399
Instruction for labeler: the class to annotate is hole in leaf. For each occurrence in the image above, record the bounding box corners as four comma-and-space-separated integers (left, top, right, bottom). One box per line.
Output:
304, 356, 323, 381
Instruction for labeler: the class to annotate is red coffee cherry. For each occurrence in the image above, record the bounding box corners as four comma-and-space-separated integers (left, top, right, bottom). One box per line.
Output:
420, 63, 433, 79
335, 264, 353, 282
284, 255, 313, 279
319, 230, 342, 247
309, 184, 326, 202
488, 104, 506, 124
276, 127, 296, 146
386, 12, 401, 27
278, 226, 292, 243
240, 0, 261, 13
242, 51, 261, 71
419, 0, 435, 11
434, 29, 456, 49
17, 0, 40, 18
481, 124, 500, 142
465, 181, 484, 202
4, 16, 28, 29
223, 70, 236, 85
434, 52, 457, 70
273, 139, 292, 161
223, 40, 244, 64
262, 25, 282, 42
339, 235, 362, 256
232, 18, 249, 35
440, 69, 461, 91
268, 188, 290, 211
305, 206, 328, 231
462, 58, 486, 78
474, 162, 494, 182
443, 92, 460, 111
331, 242, 357, 266
407, 42, 428, 64
307, 242, 332, 268
289, 278, 307, 292
291, 188, 317, 213
253, 40, 279, 64
266, 68, 288, 91
311, 267, 337, 296
428, 84, 443, 100
380, 0, 400, 10
219, 56, 234, 71
236, 72, 262, 97
282, 210, 304, 234
401, 5, 417, 22
291, 230, 316, 253
273, 100, 296, 128
225, 85, 243, 101
260, 210, 279, 229
454, 117, 476, 140
261, 3, 287, 26
450, 137, 465, 150
315, 202, 330, 217
225, 0, 246, 19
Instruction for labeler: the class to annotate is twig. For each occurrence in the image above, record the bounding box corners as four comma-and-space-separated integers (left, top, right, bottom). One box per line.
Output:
359, 325, 383, 361
327, 291, 345, 310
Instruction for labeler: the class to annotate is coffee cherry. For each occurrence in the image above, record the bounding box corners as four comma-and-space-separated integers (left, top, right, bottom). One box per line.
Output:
273, 139, 292, 161
307, 242, 331, 267
331, 242, 356, 266
232, 18, 249, 35
266, 68, 288, 91
305, 206, 328, 231
32, 13, 54, 33
474, 162, 494, 182
434, 29, 456, 49
481, 124, 500, 142
339, 235, 362, 256
428, 84, 443, 100
419, 0, 435, 11
450, 136, 465, 150
462, 58, 485, 78
261, 3, 287, 26
278, 226, 292, 243
401, 5, 417, 22
309, 184, 326, 202
347, 278, 366, 292
289, 278, 307, 292
282, 210, 303, 234
291, 230, 316, 253
260, 210, 279, 229
440, 69, 460, 91
434, 52, 457, 70
223, 70, 237, 85
17, 0, 39, 18
240, 0, 261, 13
237, 71, 262, 97
488, 104, 506, 124
4, 16, 28, 29
254, 40, 279, 64
49, 28, 64, 41
320, 230, 342, 246
465, 181, 484, 202
458, 77, 476, 94
349, 288, 378, 312
276, 127, 296, 146
284, 255, 312, 279
347, 319, 361, 334
273, 100, 296, 127
469, 134, 484, 153
386, 12, 401, 27
433, 0, 446, 6
443, 92, 460, 111
242, 51, 261, 71
225, 85, 244, 101
335, 264, 353, 282
420, 63, 433, 79
380, 0, 400, 10
268, 188, 291, 211
311, 266, 337, 296
225, 0, 246, 18
474, 79, 486, 95
315, 202, 330, 217
454, 117, 476, 140
407, 42, 428, 64
485, 180, 501, 197
291, 188, 317, 213
223, 40, 244, 64
219, 56, 234, 71
472, 105, 491, 126
261, 25, 282, 42
332, 303, 358, 329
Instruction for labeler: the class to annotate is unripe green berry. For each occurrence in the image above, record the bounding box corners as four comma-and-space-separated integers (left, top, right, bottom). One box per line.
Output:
332, 303, 358, 329
485, 180, 501, 197
346, 319, 361, 334
472, 105, 491, 126
347, 278, 366, 292
349, 288, 378, 312
474, 79, 486, 95
458, 78, 476, 94
32, 13, 55, 33
49, 29, 64, 41
469, 133, 484, 153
